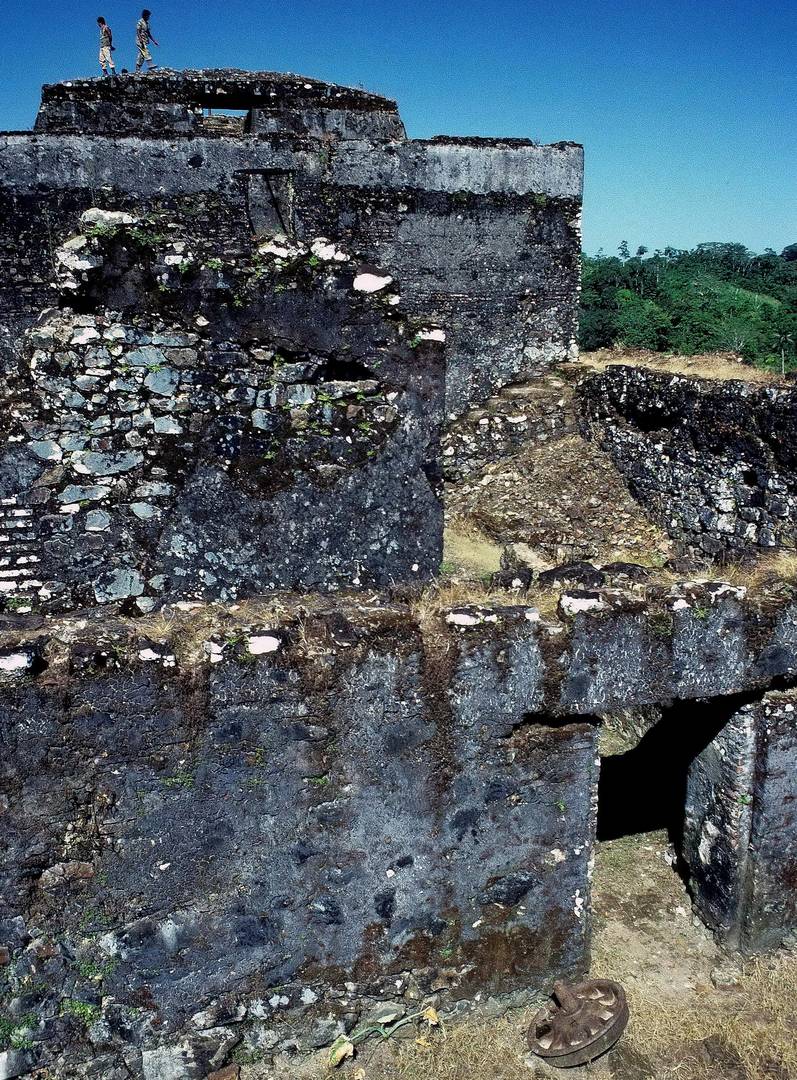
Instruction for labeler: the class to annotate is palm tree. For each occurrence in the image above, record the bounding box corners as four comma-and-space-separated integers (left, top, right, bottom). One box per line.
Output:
775, 329, 794, 376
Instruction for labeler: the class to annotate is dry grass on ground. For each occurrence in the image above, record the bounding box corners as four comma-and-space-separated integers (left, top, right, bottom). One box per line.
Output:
578, 348, 785, 386
592, 832, 797, 1080
442, 522, 503, 578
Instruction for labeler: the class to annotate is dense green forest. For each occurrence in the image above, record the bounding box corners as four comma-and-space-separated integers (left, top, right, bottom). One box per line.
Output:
579, 242, 797, 370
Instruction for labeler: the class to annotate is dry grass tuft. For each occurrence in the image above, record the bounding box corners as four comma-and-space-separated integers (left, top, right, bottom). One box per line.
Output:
359, 1012, 538, 1080
410, 579, 525, 625
122, 592, 337, 665
128, 603, 225, 664
578, 347, 785, 386
443, 521, 504, 579
598, 951, 797, 1080
411, 575, 563, 630
632, 550, 797, 598
249, 1010, 540, 1080
732, 550, 797, 591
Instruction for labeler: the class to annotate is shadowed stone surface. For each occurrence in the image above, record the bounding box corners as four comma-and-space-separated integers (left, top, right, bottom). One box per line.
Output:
684, 690, 797, 952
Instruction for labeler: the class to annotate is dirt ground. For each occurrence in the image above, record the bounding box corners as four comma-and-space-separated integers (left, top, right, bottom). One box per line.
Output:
577, 348, 784, 385
242, 831, 797, 1080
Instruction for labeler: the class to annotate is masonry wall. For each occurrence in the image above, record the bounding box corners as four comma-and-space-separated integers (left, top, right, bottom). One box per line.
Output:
0, 72, 584, 415
0, 212, 445, 611
4, 581, 797, 1075
0, 602, 599, 1079
578, 365, 797, 559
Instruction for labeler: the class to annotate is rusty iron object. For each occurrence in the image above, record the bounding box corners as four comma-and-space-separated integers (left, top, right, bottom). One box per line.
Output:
527, 978, 629, 1068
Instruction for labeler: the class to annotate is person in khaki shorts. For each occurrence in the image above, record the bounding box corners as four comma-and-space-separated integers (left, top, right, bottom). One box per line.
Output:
97, 17, 117, 77
135, 9, 159, 72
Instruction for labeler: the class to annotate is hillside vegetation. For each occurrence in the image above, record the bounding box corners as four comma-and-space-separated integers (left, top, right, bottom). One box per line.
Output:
580, 242, 797, 371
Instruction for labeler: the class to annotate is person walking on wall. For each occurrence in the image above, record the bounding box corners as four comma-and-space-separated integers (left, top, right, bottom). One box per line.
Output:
97, 17, 117, 77
135, 9, 159, 72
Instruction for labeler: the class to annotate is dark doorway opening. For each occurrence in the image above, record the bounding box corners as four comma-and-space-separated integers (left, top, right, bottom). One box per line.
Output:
596, 690, 768, 852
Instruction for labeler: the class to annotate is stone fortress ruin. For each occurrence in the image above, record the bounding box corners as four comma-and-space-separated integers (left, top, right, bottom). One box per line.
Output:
0, 71, 795, 1080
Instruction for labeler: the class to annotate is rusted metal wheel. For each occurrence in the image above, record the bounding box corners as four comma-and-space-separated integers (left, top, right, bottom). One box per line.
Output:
527, 978, 629, 1068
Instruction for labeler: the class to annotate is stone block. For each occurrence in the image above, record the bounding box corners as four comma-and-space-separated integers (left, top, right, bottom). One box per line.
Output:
683, 691, 797, 951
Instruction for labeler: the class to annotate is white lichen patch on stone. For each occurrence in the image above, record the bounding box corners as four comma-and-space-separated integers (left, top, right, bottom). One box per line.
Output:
559, 594, 607, 617
247, 634, 281, 655
28, 439, 62, 461
138, 647, 177, 667
72, 450, 144, 476
707, 582, 748, 602
131, 502, 158, 520
55, 244, 103, 279
258, 234, 306, 260
58, 483, 110, 504
93, 567, 145, 604
698, 819, 720, 865
573, 889, 585, 919
80, 207, 137, 229
310, 238, 349, 263
204, 641, 225, 663
70, 326, 101, 346
353, 271, 394, 293
0, 652, 34, 675
85, 509, 111, 532
445, 610, 491, 628
417, 328, 446, 343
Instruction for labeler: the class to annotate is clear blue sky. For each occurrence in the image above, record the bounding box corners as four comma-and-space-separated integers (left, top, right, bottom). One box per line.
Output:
0, 0, 794, 254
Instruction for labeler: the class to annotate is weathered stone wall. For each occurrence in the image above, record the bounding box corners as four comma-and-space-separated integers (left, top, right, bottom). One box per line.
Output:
0, 70, 584, 415
4, 579, 797, 1074
33, 70, 407, 140
578, 366, 797, 559
0, 600, 598, 1078
0, 211, 445, 612
684, 690, 797, 952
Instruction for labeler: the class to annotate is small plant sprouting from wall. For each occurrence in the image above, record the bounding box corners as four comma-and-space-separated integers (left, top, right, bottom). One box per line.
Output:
162, 770, 195, 790
649, 611, 674, 639
74, 957, 119, 981
0, 1014, 38, 1051
59, 999, 102, 1027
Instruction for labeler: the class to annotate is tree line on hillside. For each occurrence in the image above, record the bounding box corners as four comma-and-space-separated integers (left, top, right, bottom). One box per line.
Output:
579, 242, 797, 371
